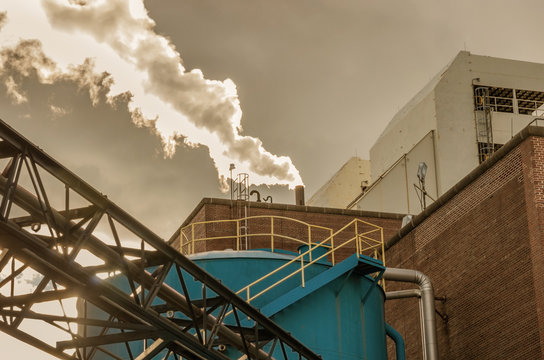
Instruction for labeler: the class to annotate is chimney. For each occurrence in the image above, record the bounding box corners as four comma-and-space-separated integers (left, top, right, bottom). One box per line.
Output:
295, 185, 305, 206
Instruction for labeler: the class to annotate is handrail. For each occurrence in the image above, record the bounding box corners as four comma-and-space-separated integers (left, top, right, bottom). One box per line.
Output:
235, 218, 384, 304
180, 215, 334, 256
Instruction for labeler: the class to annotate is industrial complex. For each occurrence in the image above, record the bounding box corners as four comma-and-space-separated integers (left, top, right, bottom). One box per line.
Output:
0, 50, 543, 359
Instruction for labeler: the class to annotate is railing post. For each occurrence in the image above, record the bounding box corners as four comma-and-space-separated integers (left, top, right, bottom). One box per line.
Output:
355, 221, 360, 258
236, 220, 240, 251
308, 226, 312, 262
246, 287, 250, 303
271, 217, 274, 253
179, 231, 183, 254
191, 223, 195, 254
330, 229, 335, 265
380, 228, 385, 265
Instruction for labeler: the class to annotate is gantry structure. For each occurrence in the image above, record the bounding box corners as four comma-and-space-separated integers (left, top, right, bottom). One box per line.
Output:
0, 119, 321, 360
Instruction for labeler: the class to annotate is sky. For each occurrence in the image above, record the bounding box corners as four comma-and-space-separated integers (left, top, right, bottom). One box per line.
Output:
2, 0, 544, 358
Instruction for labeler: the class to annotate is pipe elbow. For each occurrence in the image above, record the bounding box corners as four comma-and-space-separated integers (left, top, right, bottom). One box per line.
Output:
414, 270, 434, 293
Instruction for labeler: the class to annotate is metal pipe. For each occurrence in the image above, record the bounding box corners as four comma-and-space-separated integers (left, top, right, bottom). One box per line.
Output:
386, 289, 421, 300
385, 322, 405, 360
295, 185, 305, 206
384, 268, 438, 360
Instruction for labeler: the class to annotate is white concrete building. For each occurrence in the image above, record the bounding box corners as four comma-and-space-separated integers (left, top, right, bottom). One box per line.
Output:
307, 157, 370, 208
311, 51, 544, 214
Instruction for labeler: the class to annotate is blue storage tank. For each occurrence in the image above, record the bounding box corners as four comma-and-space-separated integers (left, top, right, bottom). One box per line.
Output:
80, 249, 388, 359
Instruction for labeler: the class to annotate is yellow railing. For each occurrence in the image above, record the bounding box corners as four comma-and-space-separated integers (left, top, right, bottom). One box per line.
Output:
180, 215, 385, 305
180, 215, 334, 258
234, 218, 384, 304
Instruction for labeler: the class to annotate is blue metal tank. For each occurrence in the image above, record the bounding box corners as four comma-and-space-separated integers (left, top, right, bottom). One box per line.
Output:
181, 249, 388, 359
81, 249, 388, 359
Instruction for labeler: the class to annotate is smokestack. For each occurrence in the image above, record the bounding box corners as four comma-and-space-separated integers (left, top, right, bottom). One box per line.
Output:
295, 185, 305, 206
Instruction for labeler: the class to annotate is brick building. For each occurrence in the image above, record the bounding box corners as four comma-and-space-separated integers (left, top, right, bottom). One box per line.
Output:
384, 125, 544, 359
169, 125, 544, 359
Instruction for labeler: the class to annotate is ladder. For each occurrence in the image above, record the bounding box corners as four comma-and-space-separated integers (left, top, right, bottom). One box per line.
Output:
474, 87, 495, 162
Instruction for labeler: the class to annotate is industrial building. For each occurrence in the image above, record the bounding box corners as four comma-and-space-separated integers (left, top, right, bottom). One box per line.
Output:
0, 50, 544, 360
315, 51, 544, 215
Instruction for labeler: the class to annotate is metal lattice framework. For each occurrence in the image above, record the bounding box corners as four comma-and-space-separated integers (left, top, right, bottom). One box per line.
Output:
0, 119, 321, 360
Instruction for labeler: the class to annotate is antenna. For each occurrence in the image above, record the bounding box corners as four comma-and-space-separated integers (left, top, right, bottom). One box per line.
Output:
414, 162, 435, 211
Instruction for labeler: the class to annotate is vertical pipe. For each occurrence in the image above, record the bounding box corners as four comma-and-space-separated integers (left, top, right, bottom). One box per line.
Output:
295, 185, 305, 206
403, 154, 410, 214
383, 268, 438, 360
385, 323, 406, 360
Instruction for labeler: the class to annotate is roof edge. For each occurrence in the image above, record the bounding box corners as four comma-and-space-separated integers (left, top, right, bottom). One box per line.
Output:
168, 197, 405, 245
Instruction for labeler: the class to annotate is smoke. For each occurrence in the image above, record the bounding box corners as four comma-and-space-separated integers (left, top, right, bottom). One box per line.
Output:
0, 0, 303, 190
0, 38, 117, 110
0, 11, 6, 30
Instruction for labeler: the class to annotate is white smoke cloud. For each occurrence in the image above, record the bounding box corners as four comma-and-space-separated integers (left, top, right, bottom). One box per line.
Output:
0, 0, 303, 190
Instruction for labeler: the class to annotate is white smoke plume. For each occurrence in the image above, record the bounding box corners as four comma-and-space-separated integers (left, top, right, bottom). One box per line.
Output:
0, 0, 303, 190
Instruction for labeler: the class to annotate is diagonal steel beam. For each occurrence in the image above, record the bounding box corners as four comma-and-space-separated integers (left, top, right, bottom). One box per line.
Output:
0, 119, 321, 360
57, 330, 163, 349
0, 221, 228, 360
134, 338, 170, 360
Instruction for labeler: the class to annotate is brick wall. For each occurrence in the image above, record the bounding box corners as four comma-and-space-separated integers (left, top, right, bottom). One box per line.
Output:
385, 136, 544, 359
173, 199, 403, 263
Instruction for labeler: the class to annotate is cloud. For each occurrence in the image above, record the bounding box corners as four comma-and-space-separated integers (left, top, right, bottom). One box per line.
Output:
0, 38, 113, 108
39, 0, 303, 189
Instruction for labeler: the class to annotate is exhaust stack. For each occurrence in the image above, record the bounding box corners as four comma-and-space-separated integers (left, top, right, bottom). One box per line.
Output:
295, 185, 305, 206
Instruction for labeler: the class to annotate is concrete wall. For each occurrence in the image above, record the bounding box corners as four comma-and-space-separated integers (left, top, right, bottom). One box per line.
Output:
434, 51, 544, 192
367, 51, 544, 205
370, 83, 438, 182
356, 131, 438, 215
384, 133, 544, 359
307, 157, 371, 209
491, 112, 535, 144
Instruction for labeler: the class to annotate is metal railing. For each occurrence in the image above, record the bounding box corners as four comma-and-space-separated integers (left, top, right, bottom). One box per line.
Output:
180, 215, 334, 257
180, 215, 385, 305
234, 218, 384, 304
474, 94, 544, 116
475, 94, 514, 113
518, 99, 544, 116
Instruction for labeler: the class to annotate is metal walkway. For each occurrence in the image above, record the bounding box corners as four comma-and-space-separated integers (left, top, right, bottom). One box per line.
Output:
0, 119, 321, 360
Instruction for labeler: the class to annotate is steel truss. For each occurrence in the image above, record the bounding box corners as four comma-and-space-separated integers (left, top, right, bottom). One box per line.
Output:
0, 119, 321, 360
